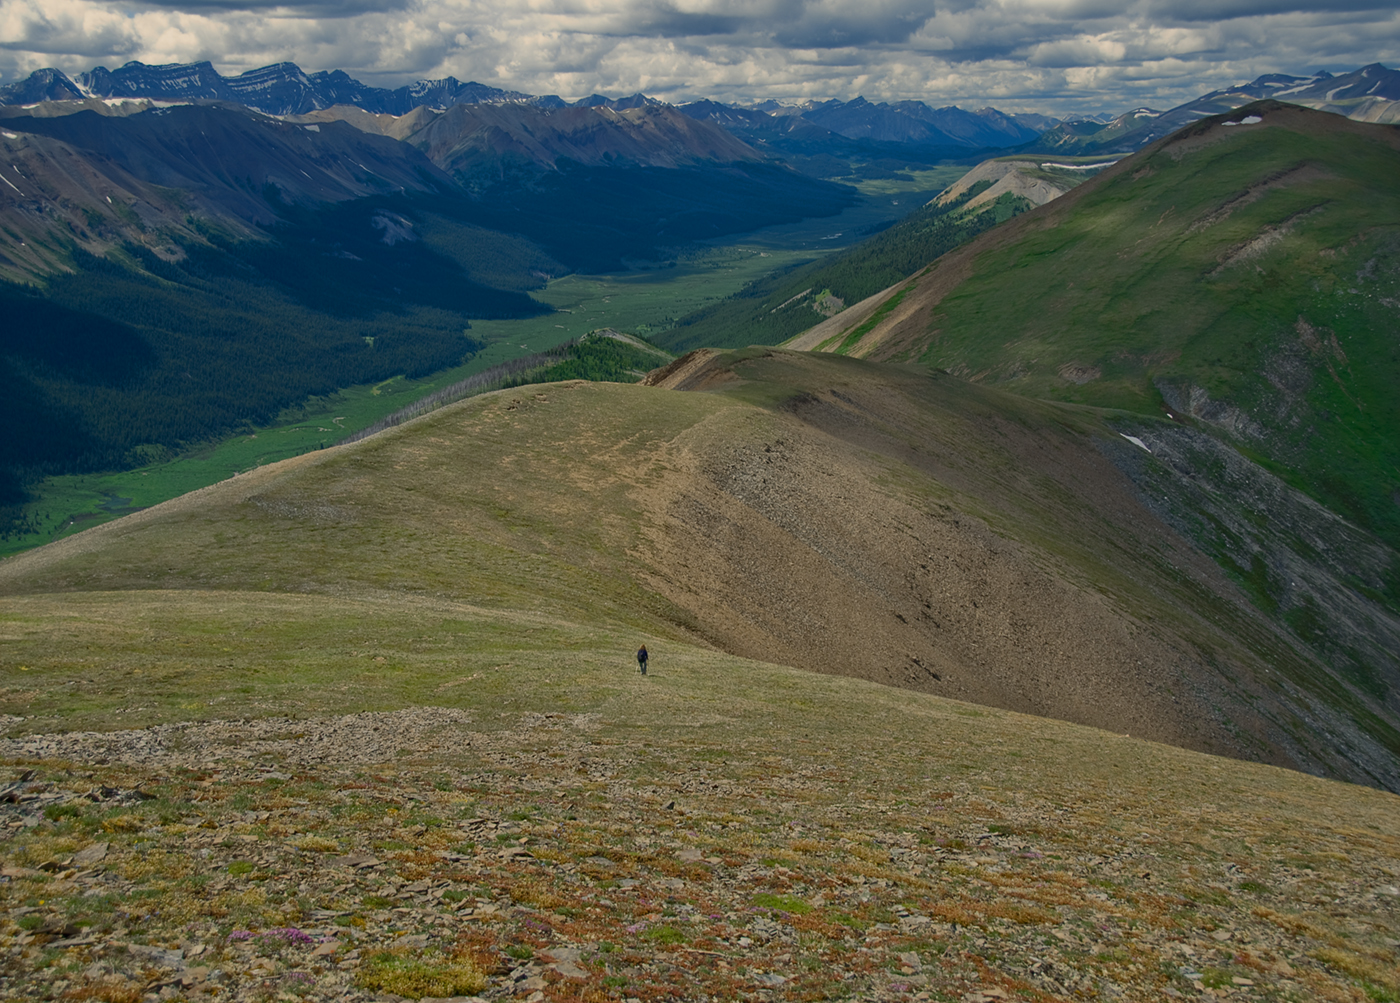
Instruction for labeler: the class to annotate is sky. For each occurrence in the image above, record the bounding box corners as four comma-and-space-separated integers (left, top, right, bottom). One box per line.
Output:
1, 0, 1397, 115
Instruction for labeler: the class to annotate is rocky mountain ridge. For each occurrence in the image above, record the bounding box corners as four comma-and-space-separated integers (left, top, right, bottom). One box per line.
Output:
1030, 64, 1400, 154
0, 60, 552, 117
296, 100, 759, 175
0, 103, 455, 277
0, 60, 1042, 154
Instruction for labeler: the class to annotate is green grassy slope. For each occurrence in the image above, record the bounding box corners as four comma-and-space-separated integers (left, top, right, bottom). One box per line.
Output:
810, 103, 1400, 549
0, 243, 808, 556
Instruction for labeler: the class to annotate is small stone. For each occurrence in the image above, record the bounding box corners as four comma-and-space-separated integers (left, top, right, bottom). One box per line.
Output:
1211, 929, 1233, 941
1232, 977, 1255, 986
126, 944, 185, 969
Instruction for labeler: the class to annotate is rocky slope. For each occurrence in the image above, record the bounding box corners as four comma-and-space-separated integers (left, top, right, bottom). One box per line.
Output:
0, 691, 1396, 1003
929, 157, 1115, 214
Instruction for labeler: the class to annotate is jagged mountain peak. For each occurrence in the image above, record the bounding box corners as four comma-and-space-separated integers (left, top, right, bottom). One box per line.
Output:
0, 67, 84, 104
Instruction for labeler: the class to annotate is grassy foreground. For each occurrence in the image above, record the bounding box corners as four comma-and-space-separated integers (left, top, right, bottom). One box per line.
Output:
0, 593, 1397, 1002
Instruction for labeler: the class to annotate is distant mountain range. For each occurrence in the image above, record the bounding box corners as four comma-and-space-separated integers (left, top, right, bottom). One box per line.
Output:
6, 58, 1396, 166
0, 60, 1044, 155
797, 96, 1041, 147
0, 96, 823, 285
1030, 64, 1400, 154
292, 101, 759, 178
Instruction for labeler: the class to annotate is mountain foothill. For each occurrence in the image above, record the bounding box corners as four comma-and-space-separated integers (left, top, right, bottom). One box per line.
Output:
1, 58, 1399, 797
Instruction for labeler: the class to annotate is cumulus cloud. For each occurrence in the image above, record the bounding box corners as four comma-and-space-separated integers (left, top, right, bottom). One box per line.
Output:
0, 0, 1396, 114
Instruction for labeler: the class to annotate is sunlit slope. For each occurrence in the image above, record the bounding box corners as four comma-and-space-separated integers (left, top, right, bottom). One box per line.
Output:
801, 103, 1400, 552
1, 352, 1397, 788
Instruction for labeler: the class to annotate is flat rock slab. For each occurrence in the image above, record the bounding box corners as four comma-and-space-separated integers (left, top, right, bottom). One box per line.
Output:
331, 854, 382, 869
70, 842, 108, 866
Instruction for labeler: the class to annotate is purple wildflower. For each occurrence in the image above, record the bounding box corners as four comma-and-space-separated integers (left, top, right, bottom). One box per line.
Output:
260, 927, 316, 946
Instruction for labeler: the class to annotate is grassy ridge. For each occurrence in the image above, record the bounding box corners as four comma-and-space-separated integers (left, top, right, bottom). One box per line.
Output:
0, 352, 1395, 1001
5, 352, 1396, 787
0, 343, 534, 555
0, 244, 801, 556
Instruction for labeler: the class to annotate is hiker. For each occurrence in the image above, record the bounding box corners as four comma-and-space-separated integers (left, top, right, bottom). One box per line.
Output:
637, 644, 648, 675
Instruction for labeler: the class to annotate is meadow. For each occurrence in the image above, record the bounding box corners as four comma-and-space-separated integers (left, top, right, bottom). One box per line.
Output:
1, 588, 1397, 1003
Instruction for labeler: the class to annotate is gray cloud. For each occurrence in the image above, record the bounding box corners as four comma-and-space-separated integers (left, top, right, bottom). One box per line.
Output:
1143, 0, 1398, 21
131, 0, 410, 12
0, 0, 1395, 115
